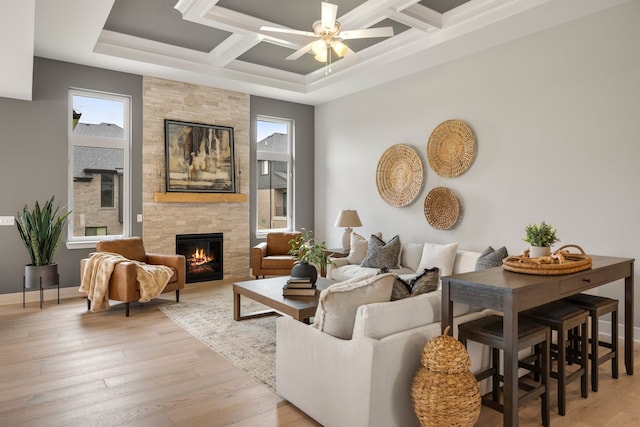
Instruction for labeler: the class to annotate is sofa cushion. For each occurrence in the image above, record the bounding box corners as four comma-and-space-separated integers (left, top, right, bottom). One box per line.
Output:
401, 242, 424, 272
347, 232, 381, 265
475, 246, 509, 270
416, 242, 458, 277
360, 235, 401, 269
391, 267, 439, 301
262, 255, 296, 269
312, 273, 394, 340
351, 292, 437, 339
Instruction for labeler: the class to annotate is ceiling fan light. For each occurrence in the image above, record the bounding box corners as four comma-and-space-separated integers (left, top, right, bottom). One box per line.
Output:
331, 40, 348, 57
314, 51, 327, 63
311, 39, 326, 56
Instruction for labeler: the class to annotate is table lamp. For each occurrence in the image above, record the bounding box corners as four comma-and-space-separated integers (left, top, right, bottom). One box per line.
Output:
334, 209, 362, 252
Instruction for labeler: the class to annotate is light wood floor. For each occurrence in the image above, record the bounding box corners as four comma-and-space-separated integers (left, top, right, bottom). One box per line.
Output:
2, 279, 639, 426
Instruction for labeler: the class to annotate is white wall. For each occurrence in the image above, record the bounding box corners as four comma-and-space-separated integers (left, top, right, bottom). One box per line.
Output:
315, 2, 640, 324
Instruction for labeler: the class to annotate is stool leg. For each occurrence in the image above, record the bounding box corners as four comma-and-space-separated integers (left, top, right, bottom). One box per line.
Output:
612, 309, 619, 379
558, 327, 567, 416
580, 321, 589, 399
591, 315, 599, 392
542, 333, 550, 427
492, 347, 500, 403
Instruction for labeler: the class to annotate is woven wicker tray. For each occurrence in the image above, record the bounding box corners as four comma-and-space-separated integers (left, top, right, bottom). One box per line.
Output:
502, 244, 592, 275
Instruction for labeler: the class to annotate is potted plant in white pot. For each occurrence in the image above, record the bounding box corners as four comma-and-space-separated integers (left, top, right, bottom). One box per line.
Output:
16, 196, 71, 289
523, 221, 559, 258
288, 228, 333, 284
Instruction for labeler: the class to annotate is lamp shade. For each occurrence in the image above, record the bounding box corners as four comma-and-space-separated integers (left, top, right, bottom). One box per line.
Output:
335, 210, 362, 228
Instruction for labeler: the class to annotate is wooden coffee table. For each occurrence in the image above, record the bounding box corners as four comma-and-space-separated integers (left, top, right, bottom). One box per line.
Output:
233, 276, 334, 323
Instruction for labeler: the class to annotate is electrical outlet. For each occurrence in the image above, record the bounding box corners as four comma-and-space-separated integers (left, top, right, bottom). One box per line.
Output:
137, 214, 143, 222
0, 216, 15, 226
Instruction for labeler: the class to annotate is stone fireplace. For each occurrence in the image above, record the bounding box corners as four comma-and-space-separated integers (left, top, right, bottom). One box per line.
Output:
141, 77, 250, 279
176, 233, 223, 283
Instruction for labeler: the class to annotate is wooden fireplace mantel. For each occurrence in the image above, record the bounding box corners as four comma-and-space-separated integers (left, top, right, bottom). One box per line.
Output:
153, 192, 247, 203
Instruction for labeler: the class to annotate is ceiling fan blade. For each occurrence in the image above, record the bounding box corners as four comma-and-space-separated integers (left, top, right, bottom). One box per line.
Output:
321, 2, 338, 31
340, 27, 394, 40
260, 26, 316, 37
286, 41, 315, 60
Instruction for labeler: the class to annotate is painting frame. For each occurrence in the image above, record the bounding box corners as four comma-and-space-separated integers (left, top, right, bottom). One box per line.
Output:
164, 119, 236, 193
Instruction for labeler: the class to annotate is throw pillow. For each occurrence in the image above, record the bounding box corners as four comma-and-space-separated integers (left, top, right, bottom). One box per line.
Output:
312, 273, 395, 340
360, 235, 401, 269
416, 242, 459, 277
347, 232, 381, 265
475, 246, 509, 270
390, 267, 440, 301
390, 275, 412, 301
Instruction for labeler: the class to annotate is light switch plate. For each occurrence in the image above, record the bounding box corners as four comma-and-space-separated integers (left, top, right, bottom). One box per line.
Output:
136, 214, 143, 222
0, 216, 15, 226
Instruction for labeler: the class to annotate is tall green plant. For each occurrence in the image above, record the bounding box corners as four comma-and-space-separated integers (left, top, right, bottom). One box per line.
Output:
15, 197, 71, 266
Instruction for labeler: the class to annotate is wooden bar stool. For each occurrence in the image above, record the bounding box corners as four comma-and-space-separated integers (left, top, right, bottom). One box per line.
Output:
522, 301, 589, 415
458, 315, 551, 427
564, 293, 619, 392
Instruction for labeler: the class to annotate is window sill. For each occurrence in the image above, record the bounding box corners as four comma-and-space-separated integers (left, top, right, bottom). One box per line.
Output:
66, 240, 98, 250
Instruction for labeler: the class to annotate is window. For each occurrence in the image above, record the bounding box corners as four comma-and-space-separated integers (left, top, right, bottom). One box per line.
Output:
101, 173, 114, 208
85, 226, 108, 236
68, 89, 130, 248
256, 117, 292, 233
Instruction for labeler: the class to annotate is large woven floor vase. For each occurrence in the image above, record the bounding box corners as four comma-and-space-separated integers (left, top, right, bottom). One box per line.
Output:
411, 328, 481, 427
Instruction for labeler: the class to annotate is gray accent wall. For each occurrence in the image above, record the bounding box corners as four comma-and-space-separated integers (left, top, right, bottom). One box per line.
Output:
250, 96, 315, 249
0, 57, 142, 293
314, 1, 640, 327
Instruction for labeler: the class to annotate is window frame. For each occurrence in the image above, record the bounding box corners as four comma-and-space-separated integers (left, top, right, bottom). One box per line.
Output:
256, 115, 293, 237
66, 88, 131, 249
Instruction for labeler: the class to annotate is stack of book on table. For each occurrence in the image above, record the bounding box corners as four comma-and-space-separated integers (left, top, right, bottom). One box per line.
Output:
283, 276, 317, 296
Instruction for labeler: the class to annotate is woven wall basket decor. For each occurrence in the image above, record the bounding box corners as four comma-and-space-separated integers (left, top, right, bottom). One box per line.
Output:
424, 187, 460, 230
427, 119, 476, 177
376, 144, 424, 207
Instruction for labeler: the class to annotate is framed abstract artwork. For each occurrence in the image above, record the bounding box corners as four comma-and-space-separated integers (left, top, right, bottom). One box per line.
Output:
164, 119, 235, 193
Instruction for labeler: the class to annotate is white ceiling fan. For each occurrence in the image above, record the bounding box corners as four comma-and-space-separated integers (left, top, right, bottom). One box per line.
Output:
260, 1, 394, 69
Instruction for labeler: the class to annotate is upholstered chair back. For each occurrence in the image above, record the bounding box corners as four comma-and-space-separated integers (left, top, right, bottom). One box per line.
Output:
266, 232, 301, 256
96, 236, 148, 263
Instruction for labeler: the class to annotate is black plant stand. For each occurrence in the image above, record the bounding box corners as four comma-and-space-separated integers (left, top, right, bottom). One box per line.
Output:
23, 273, 60, 309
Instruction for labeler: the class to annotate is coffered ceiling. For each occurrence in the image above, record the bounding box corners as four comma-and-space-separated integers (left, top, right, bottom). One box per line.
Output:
29, 0, 628, 105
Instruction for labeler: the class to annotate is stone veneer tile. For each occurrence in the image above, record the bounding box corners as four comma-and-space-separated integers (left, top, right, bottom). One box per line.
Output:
142, 77, 250, 278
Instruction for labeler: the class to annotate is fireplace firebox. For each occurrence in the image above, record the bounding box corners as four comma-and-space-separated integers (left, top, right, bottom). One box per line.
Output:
176, 233, 223, 283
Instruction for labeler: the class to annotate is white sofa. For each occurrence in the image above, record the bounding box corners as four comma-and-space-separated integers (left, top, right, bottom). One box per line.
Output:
276, 247, 493, 427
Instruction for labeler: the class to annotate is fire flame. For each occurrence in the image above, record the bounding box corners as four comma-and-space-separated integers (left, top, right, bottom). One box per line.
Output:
189, 247, 213, 266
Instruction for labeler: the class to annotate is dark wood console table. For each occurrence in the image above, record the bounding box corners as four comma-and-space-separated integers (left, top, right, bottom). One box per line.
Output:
442, 255, 634, 427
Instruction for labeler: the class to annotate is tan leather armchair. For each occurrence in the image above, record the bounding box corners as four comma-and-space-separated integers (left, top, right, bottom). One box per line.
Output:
80, 236, 186, 316
251, 231, 301, 279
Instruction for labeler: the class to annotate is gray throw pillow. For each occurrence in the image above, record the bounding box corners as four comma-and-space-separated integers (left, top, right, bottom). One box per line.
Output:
475, 246, 509, 270
388, 267, 439, 301
361, 235, 401, 269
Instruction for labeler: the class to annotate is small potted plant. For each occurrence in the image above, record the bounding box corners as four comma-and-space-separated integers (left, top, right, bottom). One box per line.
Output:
16, 196, 71, 289
289, 228, 334, 284
523, 221, 560, 258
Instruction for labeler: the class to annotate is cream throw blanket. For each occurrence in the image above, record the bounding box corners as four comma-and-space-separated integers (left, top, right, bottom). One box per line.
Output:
80, 252, 174, 312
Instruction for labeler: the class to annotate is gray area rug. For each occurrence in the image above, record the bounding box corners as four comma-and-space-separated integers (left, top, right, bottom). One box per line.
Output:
159, 297, 276, 390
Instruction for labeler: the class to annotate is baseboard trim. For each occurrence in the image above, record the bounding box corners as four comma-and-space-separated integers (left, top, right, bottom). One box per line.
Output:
0, 286, 83, 306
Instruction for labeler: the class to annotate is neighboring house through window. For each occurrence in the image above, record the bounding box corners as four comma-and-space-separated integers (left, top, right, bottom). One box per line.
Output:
256, 117, 292, 233
68, 89, 130, 247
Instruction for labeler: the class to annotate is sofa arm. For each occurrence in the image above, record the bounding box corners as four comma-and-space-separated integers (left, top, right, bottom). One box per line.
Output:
276, 317, 377, 427
326, 257, 350, 279
107, 261, 139, 302
147, 253, 186, 287
251, 242, 268, 275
